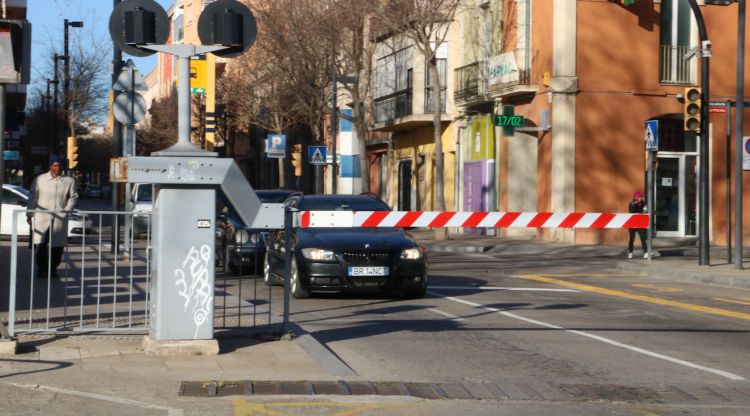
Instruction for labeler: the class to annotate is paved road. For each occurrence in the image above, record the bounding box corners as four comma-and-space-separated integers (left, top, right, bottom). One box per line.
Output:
284, 249, 750, 414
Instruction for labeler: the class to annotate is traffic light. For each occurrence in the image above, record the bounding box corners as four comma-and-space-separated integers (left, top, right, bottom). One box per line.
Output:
67, 136, 79, 170
291, 144, 302, 177
0, 19, 31, 84
684, 87, 702, 132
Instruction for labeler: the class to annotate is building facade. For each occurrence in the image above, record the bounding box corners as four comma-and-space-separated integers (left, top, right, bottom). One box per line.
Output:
451, 0, 749, 246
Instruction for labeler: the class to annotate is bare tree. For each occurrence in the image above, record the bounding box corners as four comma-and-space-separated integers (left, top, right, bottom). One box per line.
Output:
136, 92, 178, 155
372, 0, 461, 212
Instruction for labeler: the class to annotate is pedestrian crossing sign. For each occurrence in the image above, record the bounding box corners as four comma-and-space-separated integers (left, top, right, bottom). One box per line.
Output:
309, 146, 327, 165
645, 120, 659, 152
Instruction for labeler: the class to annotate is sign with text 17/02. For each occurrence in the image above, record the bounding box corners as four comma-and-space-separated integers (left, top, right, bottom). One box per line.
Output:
266, 134, 286, 158
494, 114, 524, 128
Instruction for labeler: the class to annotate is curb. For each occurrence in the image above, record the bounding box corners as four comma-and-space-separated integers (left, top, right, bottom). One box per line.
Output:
288, 323, 357, 378
616, 260, 750, 289
423, 243, 493, 253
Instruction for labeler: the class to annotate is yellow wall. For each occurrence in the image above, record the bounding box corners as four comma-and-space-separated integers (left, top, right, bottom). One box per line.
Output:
388, 124, 456, 211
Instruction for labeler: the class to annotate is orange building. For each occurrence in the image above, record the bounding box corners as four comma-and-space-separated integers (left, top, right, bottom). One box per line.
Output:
454, 0, 749, 247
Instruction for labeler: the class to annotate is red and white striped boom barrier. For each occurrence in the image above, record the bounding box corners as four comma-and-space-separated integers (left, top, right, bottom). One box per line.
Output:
299, 211, 649, 229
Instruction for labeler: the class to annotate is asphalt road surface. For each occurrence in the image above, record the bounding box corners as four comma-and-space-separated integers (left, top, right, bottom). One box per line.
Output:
283, 249, 750, 415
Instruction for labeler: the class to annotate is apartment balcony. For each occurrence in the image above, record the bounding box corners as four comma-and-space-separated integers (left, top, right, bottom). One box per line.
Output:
487, 67, 535, 99
454, 61, 487, 104
659, 45, 693, 85
372, 88, 450, 132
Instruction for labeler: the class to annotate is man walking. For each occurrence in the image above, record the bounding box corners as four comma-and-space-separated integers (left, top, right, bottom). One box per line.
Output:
26, 156, 78, 278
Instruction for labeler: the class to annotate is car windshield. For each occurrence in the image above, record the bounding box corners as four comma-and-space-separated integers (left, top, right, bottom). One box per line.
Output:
299, 197, 390, 212
136, 185, 152, 202
13, 187, 29, 197
257, 191, 294, 203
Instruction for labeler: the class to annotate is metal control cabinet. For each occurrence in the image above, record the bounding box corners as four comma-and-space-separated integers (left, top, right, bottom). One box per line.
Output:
151, 187, 216, 340
121, 155, 284, 342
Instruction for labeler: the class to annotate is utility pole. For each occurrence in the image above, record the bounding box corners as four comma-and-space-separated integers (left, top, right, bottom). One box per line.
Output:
111, 1, 123, 254
734, 0, 745, 269
331, 71, 338, 194
63, 19, 83, 159
686, 0, 711, 266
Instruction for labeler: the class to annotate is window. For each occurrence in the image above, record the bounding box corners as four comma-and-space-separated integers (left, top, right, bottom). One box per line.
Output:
376, 47, 412, 98
2, 189, 26, 206
424, 44, 447, 113
659, 0, 692, 84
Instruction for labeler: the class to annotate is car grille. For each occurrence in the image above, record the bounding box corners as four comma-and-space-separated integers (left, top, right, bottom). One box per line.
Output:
340, 250, 393, 265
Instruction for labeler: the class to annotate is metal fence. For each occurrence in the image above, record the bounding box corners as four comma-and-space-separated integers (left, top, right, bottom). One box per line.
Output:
5, 208, 285, 338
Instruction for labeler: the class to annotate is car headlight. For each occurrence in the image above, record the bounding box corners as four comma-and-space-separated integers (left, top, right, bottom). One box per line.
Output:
400, 247, 423, 260
249, 233, 260, 244
301, 248, 335, 261
234, 229, 250, 245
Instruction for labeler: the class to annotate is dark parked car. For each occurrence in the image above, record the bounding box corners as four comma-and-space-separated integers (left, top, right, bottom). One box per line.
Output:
263, 194, 427, 299
217, 190, 300, 276
85, 185, 102, 199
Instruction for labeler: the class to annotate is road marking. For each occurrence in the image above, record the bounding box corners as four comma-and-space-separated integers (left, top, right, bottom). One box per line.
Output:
233, 400, 417, 416
631, 283, 683, 293
2, 382, 184, 416
429, 286, 579, 292
428, 291, 745, 381
714, 297, 750, 307
515, 274, 750, 322
428, 308, 466, 321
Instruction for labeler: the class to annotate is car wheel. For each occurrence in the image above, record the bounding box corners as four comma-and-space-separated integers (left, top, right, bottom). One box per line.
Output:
263, 251, 275, 286
290, 257, 309, 299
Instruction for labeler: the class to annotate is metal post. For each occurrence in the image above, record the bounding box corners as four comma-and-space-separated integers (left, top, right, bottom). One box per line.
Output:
111, 0, 123, 254
727, 100, 733, 263
647, 150, 654, 260
178, 56, 191, 146
282, 206, 292, 331
686, 0, 710, 266
735, 0, 745, 270
53, 55, 60, 155
331, 72, 337, 194
63, 20, 70, 157
0, 84, 5, 229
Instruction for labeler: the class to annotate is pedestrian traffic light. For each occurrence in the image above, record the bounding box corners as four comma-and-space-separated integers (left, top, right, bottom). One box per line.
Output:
291, 144, 302, 176
67, 136, 79, 170
684, 87, 702, 132
0, 19, 31, 84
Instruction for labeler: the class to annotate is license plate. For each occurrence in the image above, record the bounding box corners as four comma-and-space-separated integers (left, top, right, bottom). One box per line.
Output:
348, 266, 389, 276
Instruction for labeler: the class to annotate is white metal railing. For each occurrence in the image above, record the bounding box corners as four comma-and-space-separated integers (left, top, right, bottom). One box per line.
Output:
660, 44, 693, 85
7, 209, 152, 336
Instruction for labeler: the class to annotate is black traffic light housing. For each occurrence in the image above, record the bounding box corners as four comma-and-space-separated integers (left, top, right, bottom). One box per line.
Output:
198, 0, 257, 58
0, 19, 31, 85
684, 87, 702, 132
109, 0, 169, 57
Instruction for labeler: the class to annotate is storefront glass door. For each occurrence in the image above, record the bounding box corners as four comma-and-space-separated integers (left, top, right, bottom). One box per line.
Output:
654, 153, 698, 237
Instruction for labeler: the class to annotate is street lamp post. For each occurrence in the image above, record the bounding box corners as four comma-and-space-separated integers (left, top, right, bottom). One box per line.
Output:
63, 19, 83, 158
330, 73, 357, 195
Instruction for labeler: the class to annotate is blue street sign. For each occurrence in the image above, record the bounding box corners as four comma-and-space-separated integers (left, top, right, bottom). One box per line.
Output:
266, 134, 286, 158
308, 146, 327, 165
645, 120, 659, 152
2, 150, 19, 161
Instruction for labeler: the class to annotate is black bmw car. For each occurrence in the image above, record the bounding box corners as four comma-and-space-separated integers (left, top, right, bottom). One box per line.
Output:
264, 194, 427, 298
217, 190, 300, 276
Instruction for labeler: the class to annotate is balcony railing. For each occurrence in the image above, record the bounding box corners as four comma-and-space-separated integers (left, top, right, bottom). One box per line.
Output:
424, 87, 446, 114
454, 61, 484, 100
660, 45, 693, 85
373, 89, 412, 123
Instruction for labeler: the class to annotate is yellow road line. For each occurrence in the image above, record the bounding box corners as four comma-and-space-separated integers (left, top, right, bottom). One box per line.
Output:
233, 400, 418, 416
713, 297, 750, 307
515, 274, 750, 322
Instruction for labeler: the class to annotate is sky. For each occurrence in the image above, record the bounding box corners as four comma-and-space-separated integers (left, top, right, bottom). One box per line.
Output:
27, 0, 173, 101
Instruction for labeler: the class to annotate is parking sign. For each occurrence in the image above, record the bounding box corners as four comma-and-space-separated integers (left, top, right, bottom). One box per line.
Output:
266, 134, 286, 158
